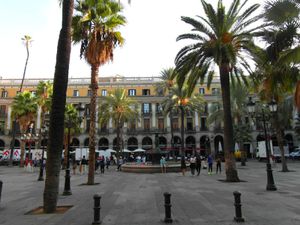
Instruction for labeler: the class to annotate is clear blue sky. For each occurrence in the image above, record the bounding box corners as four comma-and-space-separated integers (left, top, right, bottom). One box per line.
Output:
0, 0, 262, 79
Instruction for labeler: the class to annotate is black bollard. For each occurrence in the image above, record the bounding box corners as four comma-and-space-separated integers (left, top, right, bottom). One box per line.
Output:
0, 180, 2, 203
233, 191, 245, 222
164, 192, 173, 223
92, 194, 101, 225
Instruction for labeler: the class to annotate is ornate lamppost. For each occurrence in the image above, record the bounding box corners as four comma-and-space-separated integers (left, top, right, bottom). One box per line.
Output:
37, 120, 49, 181
247, 97, 277, 191
21, 123, 39, 163
63, 103, 85, 196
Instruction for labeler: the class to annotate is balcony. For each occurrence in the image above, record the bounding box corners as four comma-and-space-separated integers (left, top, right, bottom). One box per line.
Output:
200, 126, 208, 131
127, 128, 138, 135
98, 128, 109, 135
142, 111, 152, 117
185, 128, 196, 134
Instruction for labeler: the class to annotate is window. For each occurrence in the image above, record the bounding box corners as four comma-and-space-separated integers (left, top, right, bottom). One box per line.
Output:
158, 118, 164, 130
128, 89, 136, 96
142, 89, 150, 96
101, 89, 107, 96
156, 103, 163, 113
0, 105, 6, 117
73, 90, 79, 97
172, 118, 179, 130
142, 103, 151, 114
186, 118, 193, 130
1, 90, 8, 98
199, 88, 205, 94
144, 118, 150, 130
30, 91, 36, 96
212, 88, 220, 95
87, 89, 92, 97
201, 117, 207, 130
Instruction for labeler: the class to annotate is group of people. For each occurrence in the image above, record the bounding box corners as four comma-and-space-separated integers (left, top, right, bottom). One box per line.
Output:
180, 154, 222, 176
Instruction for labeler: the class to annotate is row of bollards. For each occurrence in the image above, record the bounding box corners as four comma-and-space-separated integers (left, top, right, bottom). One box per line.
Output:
91, 191, 244, 224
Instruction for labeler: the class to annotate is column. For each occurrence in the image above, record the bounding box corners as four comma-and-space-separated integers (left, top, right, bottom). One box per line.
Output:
138, 111, 142, 128
152, 103, 156, 128
194, 111, 199, 131
7, 106, 11, 130
36, 107, 42, 129
166, 113, 171, 132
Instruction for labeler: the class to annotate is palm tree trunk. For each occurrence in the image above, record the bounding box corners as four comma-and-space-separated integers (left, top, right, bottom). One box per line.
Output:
273, 116, 289, 172
116, 122, 121, 159
180, 106, 185, 156
87, 64, 98, 185
20, 141, 26, 167
20, 40, 30, 92
219, 65, 239, 182
170, 112, 174, 157
43, 0, 74, 213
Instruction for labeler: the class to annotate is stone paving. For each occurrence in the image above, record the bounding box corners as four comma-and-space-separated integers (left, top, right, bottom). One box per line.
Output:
0, 160, 300, 225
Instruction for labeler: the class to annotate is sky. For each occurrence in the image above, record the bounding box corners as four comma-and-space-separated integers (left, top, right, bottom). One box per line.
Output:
0, 0, 262, 80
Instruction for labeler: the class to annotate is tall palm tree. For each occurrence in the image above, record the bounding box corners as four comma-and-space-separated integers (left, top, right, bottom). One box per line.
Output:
175, 0, 263, 182
20, 35, 33, 91
162, 84, 205, 156
155, 68, 177, 151
11, 91, 37, 167
251, 0, 300, 172
36, 81, 53, 148
72, 0, 126, 185
63, 104, 82, 167
43, 0, 74, 214
98, 88, 139, 157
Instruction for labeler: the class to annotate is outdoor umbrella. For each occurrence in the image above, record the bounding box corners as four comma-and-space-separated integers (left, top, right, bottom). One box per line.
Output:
133, 148, 146, 153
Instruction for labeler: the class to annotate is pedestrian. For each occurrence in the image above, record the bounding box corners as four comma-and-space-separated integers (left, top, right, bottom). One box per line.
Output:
106, 156, 110, 169
160, 156, 167, 173
80, 156, 88, 175
33, 157, 38, 172
117, 156, 123, 171
72, 158, 77, 175
207, 154, 213, 175
180, 155, 187, 176
195, 154, 202, 176
216, 156, 221, 174
189, 155, 196, 175
100, 156, 105, 174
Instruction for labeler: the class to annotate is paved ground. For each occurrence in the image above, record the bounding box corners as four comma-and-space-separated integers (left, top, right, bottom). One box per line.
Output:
0, 160, 300, 225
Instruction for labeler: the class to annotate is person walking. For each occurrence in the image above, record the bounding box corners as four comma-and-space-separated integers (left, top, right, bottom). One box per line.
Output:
100, 156, 105, 174
106, 156, 110, 169
80, 156, 87, 175
216, 156, 222, 174
207, 154, 213, 175
117, 156, 123, 171
195, 154, 202, 176
160, 156, 167, 173
180, 155, 187, 176
189, 155, 196, 175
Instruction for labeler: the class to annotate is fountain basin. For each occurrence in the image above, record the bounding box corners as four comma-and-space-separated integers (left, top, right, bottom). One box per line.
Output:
121, 162, 189, 173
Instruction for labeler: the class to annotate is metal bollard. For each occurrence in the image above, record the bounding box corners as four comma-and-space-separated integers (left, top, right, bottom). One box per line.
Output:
233, 191, 245, 222
0, 180, 2, 203
164, 192, 173, 223
92, 194, 101, 225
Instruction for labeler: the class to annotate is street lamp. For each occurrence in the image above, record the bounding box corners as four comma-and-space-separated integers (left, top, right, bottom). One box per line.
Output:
63, 103, 85, 196
247, 97, 277, 191
37, 119, 49, 181
21, 123, 39, 163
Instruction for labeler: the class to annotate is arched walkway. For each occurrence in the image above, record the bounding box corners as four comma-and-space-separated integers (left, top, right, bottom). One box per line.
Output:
200, 135, 210, 156
127, 137, 138, 151
142, 136, 152, 150
214, 135, 223, 154
98, 137, 109, 150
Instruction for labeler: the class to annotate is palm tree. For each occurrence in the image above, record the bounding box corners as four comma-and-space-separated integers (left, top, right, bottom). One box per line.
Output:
208, 80, 250, 165
43, 0, 74, 214
250, 0, 300, 172
98, 88, 139, 157
36, 81, 53, 148
175, 0, 263, 182
162, 84, 205, 156
72, 0, 126, 185
63, 104, 82, 167
155, 68, 177, 151
20, 35, 33, 91
11, 91, 37, 167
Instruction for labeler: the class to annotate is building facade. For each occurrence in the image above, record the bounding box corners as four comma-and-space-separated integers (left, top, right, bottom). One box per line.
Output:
0, 76, 296, 156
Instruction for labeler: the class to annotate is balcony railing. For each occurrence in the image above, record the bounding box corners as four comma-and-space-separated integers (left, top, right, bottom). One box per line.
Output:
98, 128, 109, 135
